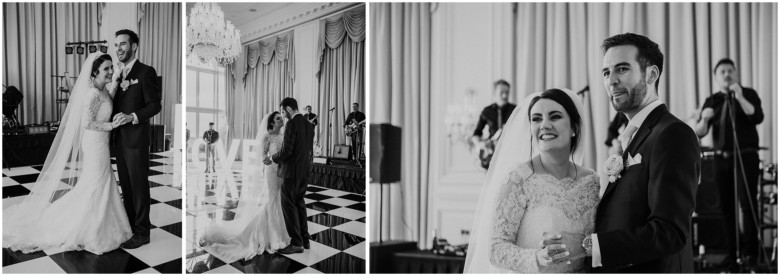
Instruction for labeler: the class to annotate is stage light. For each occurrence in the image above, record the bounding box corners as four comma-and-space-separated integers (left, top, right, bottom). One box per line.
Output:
89, 45, 97, 53
65, 46, 74, 54
77, 46, 85, 54
100, 45, 108, 53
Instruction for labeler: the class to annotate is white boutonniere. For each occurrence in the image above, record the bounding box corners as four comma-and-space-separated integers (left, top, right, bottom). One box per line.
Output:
120, 79, 139, 91
603, 154, 624, 183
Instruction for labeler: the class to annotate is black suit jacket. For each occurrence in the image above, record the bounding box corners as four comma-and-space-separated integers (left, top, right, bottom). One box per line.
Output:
595, 104, 700, 273
272, 114, 315, 179
112, 61, 162, 149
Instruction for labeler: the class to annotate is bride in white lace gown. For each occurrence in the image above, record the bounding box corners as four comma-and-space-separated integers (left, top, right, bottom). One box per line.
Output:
3, 53, 132, 255
465, 88, 600, 273
199, 112, 291, 263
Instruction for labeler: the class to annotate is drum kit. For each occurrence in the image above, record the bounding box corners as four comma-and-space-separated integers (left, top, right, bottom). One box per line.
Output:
696, 147, 777, 273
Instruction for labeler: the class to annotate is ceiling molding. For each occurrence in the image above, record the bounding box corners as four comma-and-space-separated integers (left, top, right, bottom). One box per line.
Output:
238, 2, 358, 44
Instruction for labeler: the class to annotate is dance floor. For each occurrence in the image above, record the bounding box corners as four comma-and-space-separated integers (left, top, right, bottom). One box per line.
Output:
2, 151, 182, 273
185, 161, 366, 274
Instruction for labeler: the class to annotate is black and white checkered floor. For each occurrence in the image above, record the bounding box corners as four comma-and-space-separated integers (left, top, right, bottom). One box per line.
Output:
185, 163, 366, 274
2, 151, 182, 273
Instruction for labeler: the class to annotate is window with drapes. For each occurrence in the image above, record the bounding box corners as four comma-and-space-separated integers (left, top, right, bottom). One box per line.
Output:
186, 65, 226, 141
3, 2, 102, 124
316, 5, 366, 151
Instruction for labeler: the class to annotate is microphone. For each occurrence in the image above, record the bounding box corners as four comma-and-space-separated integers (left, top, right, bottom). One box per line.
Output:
577, 85, 589, 95
328, 107, 336, 112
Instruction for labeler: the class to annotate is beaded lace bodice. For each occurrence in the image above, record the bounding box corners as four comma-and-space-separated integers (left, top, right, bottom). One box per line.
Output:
490, 164, 600, 273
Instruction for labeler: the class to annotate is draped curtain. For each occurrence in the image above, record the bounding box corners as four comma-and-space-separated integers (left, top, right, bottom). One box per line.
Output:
369, 3, 432, 247
316, 5, 365, 150
242, 31, 295, 141
223, 58, 240, 147
513, 2, 777, 170
3, 3, 102, 124
138, 2, 182, 137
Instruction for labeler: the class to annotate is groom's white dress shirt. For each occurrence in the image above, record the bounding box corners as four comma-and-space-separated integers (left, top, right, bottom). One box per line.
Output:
592, 99, 663, 267
119, 57, 140, 125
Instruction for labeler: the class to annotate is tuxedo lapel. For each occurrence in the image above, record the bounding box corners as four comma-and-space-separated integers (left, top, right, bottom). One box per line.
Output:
124, 61, 141, 80
600, 104, 668, 202
116, 61, 143, 101
623, 105, 667, 157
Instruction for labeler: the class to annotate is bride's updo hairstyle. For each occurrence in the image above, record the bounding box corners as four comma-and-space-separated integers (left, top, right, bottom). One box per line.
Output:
267, 111, 280, 130
527, 88, 582, 154
90, 54, 113, 78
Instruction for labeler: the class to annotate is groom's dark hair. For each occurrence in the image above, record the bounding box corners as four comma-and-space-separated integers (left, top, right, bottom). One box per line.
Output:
528, 89, 582, 154
280, 97, 298, 111
602, 33, 664, 89
115, 29, 140, 47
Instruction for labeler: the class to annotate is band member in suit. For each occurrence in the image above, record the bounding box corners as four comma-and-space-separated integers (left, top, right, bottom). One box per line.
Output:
344, 102, 365, 161
264, 97, 315, 254
585, 33, 700, 273
111, 29, 162, 249
304, 105, 318, 127
694, 58, 764, 266
471, 79, 516, 169
203, 122, 219, 173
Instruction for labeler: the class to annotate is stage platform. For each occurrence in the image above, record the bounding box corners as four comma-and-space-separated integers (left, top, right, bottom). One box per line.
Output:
311, 160, 365, 194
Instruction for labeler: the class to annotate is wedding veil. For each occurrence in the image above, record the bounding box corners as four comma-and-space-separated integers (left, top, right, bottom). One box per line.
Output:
463, 88, 589, 273
3, 53, 106, 240
198, 112, 283, 261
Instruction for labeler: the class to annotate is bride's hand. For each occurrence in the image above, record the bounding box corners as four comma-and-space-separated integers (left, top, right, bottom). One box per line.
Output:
536, 243, 570, 268
536, 232, 571, 268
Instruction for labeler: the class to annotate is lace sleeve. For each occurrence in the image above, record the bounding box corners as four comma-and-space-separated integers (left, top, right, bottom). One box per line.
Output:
83, 89, 113, 132
263, 136, 271, 156
489, 172, 539, 272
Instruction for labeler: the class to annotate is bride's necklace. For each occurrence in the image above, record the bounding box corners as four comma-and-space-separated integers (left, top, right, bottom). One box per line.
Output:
539, 157, 576, 180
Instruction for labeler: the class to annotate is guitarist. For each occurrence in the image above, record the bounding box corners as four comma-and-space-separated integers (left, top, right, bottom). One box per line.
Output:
470, 79, 516, 169
344, 102, 366, 161
304, 105, 318, 127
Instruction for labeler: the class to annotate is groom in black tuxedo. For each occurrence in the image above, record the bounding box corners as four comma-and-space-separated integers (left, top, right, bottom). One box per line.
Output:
264, 97, 315, 254
111, 29, 162, 249
583, 33, 700, 272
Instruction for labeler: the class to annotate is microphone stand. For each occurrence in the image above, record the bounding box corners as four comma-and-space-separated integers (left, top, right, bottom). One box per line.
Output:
723, 91, 770, 272
327, 107, 335, 158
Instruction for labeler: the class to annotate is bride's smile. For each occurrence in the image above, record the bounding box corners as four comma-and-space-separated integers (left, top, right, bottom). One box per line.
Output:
530, 99, 574, 152
538, 133, 558, 141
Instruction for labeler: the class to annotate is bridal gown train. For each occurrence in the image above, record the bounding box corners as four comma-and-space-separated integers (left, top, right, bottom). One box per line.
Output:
200, 133, 291, 263
490, 163, 600, 273
3, 87, 132, 255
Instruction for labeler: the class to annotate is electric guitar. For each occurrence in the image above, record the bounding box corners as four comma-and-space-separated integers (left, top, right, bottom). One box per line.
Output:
345, 119, 365, 136
306, 114, 318, 125
477, 129, 502, 169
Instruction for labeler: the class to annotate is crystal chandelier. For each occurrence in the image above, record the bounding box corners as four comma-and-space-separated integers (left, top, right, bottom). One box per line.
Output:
187, 3, 241, 67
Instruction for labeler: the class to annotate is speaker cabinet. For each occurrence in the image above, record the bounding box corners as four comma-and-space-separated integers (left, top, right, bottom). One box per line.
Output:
696, 154, 721, 216
369, 124, 401, 183
332, 144, 350, 159
693, 153, 730, 251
